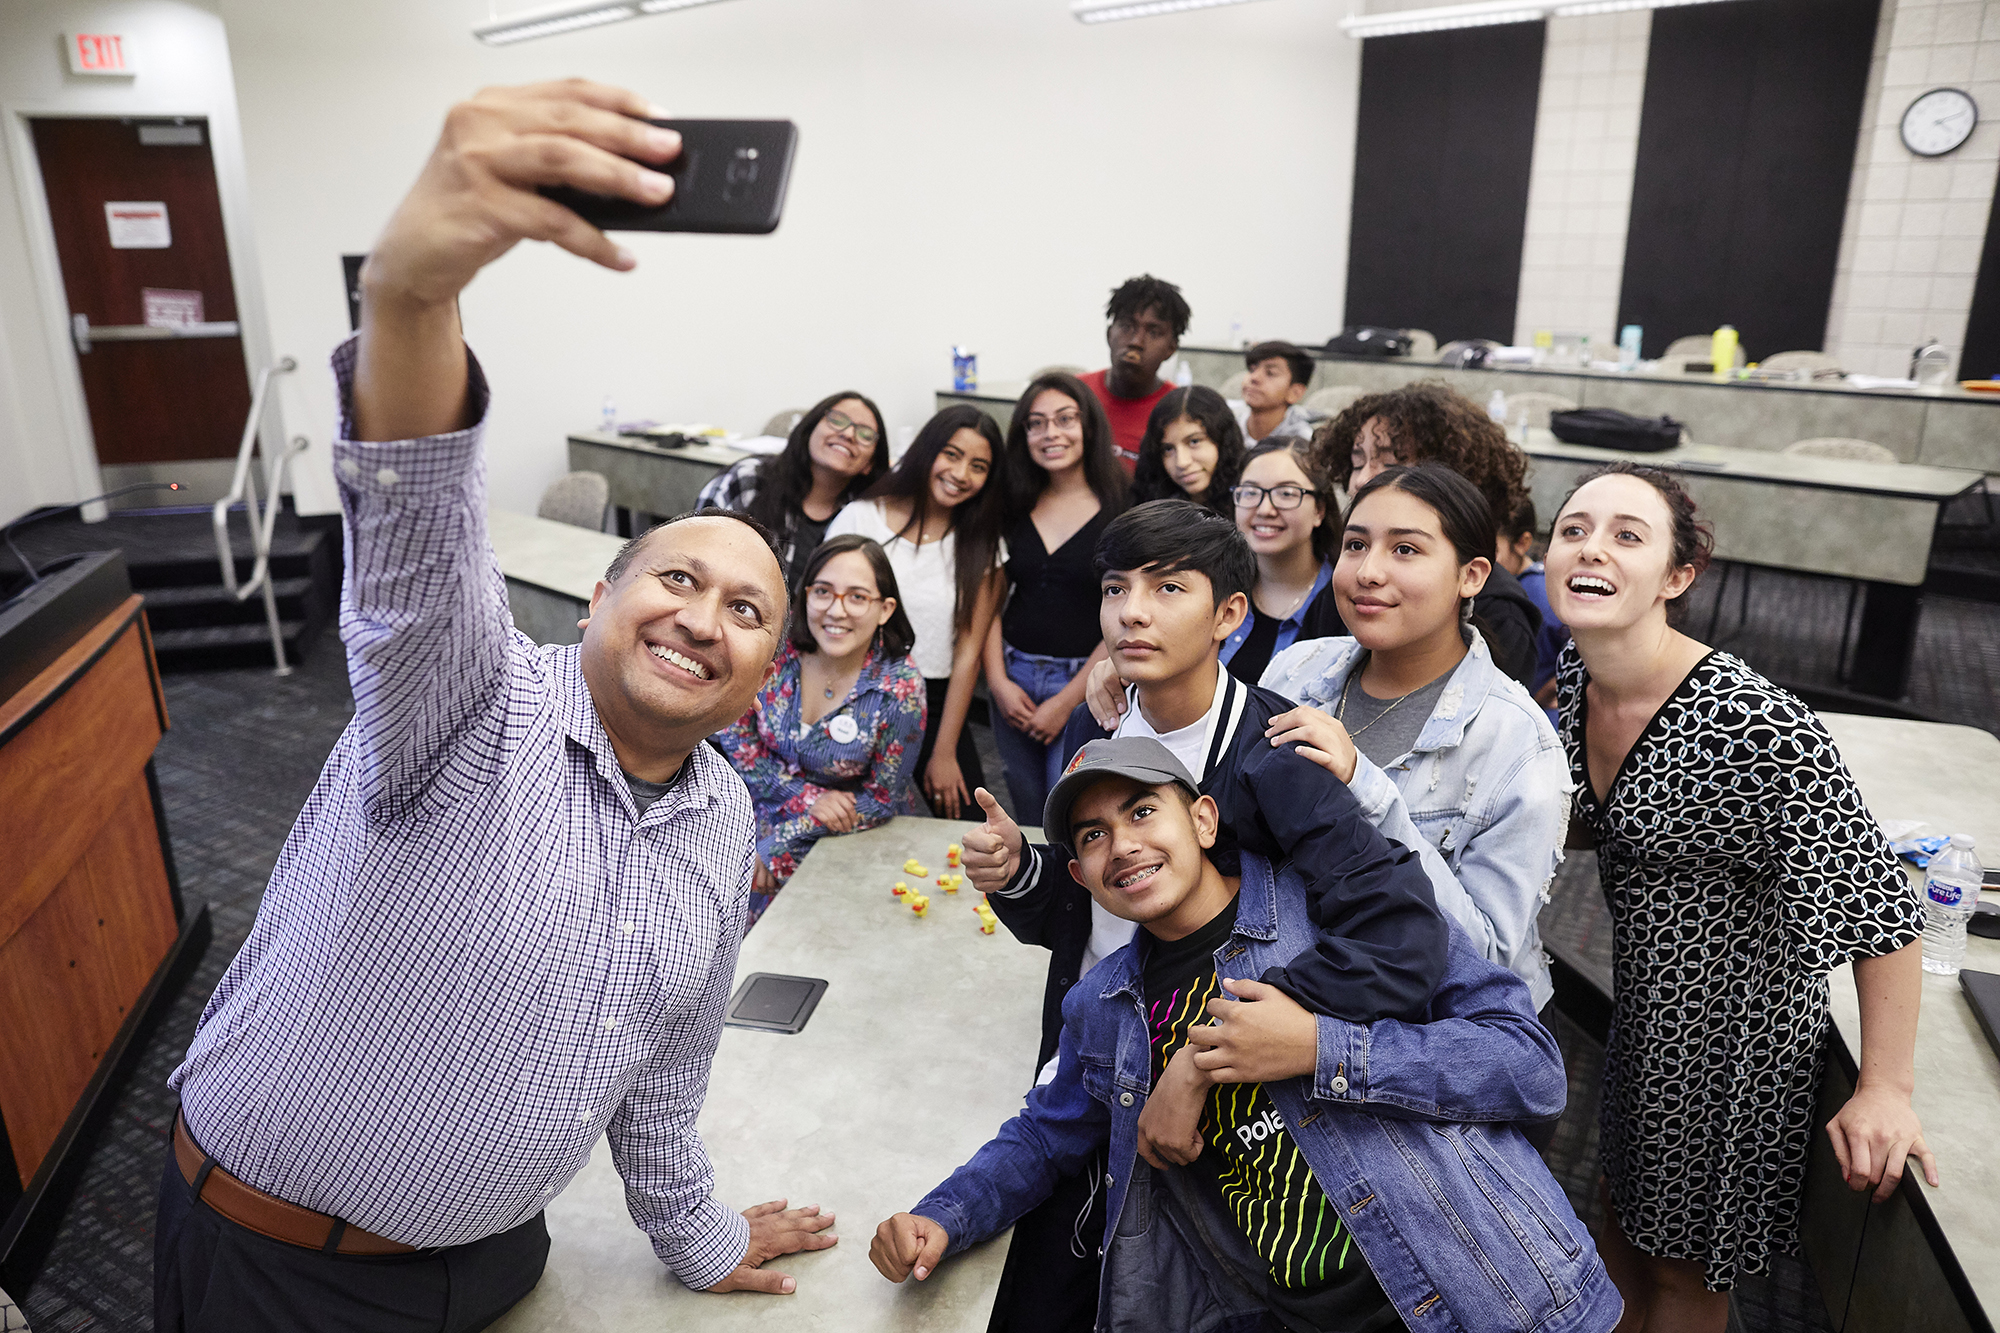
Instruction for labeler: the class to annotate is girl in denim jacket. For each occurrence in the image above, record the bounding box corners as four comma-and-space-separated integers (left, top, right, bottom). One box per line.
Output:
1258, 464, 1571, 1012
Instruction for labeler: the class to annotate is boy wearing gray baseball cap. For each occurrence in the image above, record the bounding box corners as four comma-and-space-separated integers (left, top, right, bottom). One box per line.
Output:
873, 736, 1619, 1333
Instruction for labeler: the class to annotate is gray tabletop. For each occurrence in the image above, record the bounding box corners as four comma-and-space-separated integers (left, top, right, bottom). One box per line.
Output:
486, 507, 626, 602
567, 431, 751, 521
492, 815, 1049, 1331
1522, 432, 1985, 500
1520, 430, 1983, 586
1820, 713, 2000, 1317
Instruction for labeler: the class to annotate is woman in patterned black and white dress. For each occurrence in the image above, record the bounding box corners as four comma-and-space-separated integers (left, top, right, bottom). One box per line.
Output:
1546, 462, 1936, 1332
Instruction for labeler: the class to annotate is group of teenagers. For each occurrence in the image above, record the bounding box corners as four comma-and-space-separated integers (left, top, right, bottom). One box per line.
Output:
148, 83, 1939, 1333
701, 276, 1568, 924
698, 276, 1941, 1332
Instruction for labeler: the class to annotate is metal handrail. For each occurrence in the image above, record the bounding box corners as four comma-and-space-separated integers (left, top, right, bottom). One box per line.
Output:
212, 357, 309, 675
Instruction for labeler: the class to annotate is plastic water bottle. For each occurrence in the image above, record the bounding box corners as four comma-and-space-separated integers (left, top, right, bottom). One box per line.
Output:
1487, 389, 1508, 424
952, 347, 977, 392
1921, 834, 1984, 975
600, 394, 617, 433
1619, 325, 1643, 372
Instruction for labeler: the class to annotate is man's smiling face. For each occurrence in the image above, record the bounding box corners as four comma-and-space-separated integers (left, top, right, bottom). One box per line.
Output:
581, 515, 787, 765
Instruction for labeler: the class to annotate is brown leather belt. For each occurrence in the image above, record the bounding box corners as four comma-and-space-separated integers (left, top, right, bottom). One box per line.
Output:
174, 1112, 415, 1256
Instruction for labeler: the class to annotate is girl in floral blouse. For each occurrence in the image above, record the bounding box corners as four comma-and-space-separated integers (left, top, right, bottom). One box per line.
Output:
716, 535, 927, 925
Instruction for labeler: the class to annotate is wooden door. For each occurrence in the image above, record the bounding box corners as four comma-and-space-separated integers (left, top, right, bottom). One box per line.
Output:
30, 117, 251, 466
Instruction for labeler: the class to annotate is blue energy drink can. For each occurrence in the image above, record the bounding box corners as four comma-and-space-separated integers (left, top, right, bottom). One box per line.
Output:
952, 347, 977, 392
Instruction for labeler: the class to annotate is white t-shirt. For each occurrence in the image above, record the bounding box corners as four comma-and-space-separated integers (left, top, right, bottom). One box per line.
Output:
825, 500, 962, 679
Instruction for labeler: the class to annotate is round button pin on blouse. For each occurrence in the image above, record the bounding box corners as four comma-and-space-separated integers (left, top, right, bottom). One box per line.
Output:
827, 714, 859, 744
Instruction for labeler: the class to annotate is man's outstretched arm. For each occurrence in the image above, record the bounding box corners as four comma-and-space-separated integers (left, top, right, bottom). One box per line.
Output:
338, 82, 682, 815
353, 80, 678, 443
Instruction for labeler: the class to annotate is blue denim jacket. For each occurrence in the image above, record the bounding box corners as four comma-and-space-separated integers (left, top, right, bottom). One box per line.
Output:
914, 855, 1619, 1332
1261, 631, 1572, 1011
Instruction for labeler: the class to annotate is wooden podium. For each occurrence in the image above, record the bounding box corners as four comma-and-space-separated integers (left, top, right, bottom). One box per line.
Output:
0, 551, 209, 1288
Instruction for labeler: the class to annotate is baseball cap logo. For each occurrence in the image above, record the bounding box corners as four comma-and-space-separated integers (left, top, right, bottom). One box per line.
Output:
1063, 747, 1092, 777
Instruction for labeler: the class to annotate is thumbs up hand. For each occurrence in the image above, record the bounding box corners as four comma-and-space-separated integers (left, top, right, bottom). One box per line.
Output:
961, 787, 1023, 894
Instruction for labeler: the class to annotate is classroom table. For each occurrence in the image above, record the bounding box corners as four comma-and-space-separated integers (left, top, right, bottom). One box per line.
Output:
565, 430, 749, 528
1176, 345, 2000, 474
1519, 430, 1986, 700
490, 815, 1049, 1332
485, 507, 626, 646
1810, 713, 1999, 1333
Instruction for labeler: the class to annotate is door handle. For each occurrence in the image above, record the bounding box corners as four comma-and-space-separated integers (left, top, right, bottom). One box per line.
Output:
70, 312, 240, 354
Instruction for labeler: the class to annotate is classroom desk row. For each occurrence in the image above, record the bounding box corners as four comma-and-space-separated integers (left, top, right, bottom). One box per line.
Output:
1176, 345, 2000, 475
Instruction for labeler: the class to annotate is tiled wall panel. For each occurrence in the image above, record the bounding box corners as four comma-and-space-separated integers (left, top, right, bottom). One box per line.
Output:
1513, 11, 1652, 352
1824, 0, 2000, 377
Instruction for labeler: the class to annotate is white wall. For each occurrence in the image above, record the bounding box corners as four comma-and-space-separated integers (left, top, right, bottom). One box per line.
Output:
190, 0, 1362, 516
1511, 11, 1651, 352
0, 0, 301, 525
1824, 0, 2000, 380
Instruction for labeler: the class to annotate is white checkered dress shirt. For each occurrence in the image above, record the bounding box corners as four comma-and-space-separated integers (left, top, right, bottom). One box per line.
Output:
170, 337, 753, 1289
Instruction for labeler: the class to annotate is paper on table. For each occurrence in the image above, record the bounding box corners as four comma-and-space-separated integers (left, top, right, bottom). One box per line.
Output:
736, 434, 788, 456
1845, 374, 1919, 390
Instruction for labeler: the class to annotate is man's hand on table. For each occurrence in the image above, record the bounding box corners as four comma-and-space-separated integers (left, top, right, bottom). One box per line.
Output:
355, 79, 681, 441
961, 788, 1022, 892
705, 1199, 837, 1295
869, 1213, 950, 1283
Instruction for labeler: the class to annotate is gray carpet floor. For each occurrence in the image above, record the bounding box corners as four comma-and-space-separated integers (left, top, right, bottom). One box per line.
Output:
17, 553, 1996, 1329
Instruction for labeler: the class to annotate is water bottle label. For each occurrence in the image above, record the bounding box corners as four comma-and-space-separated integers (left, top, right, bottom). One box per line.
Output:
1926, 880, 1968, 908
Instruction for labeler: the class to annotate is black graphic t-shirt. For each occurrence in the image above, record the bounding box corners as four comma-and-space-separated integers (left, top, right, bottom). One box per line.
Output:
1140, 898, 1395, 1331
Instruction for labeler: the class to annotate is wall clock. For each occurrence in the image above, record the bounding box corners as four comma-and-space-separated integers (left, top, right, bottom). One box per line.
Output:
1902, 87, 1978, 157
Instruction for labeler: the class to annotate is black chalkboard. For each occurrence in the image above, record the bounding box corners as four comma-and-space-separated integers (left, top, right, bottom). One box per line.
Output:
1616, 0, 1880, 361
1344, 22, 1545, 346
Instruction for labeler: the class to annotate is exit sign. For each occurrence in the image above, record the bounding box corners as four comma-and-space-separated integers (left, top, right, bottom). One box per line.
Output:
64, 33, 139, 77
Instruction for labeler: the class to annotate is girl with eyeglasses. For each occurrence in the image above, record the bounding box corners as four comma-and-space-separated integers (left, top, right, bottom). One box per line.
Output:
1130, 385, 1245, 516
715, 535, 926, 926
696, 391, 890, 589
983, 372, 1131, 820
827, 405, 1008, 818
1218, 437, 1346, 685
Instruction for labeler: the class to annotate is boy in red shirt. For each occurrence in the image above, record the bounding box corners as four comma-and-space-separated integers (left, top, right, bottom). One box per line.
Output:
1080, 274, 1189, 471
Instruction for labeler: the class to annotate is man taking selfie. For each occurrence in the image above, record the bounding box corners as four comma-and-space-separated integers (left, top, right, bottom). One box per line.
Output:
156, 81, 832, 1330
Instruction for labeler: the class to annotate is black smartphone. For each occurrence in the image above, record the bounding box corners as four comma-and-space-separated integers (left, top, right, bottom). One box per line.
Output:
542, 118, 796, 235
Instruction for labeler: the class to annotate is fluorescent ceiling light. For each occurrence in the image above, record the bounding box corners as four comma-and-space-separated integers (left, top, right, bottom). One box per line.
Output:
1072, 0, 1275, 21
1341, 0, 1546, 36
474, 0, 731, 45
1550, 0, 1732, 14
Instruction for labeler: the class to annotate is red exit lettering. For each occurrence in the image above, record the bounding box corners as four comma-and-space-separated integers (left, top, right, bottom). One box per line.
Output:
72, 34, 128, 72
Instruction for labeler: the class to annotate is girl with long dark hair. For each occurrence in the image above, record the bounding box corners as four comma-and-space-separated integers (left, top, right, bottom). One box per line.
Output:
715, 535, 926, 925
696, 390, 890, 587
1131, 386, 1244, 515
981, 372, 1130, 819
827, 405, 1007, 817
